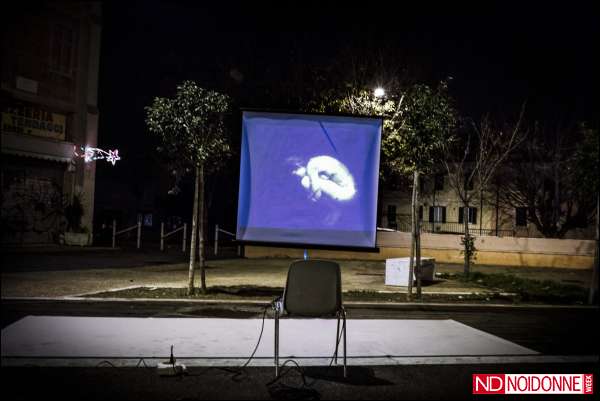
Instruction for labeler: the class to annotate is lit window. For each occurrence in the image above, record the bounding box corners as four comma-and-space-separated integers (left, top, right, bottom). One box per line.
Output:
459, 207, 478, 224
429, 206, 446, 223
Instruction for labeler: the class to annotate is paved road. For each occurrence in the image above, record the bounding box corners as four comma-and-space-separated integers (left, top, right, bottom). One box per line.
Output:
3, 363, 598, 400
0, 248, 240, 272
2, 301, 598, 399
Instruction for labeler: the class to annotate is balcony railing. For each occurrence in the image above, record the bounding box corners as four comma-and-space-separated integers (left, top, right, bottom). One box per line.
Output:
383, 214, 544, 238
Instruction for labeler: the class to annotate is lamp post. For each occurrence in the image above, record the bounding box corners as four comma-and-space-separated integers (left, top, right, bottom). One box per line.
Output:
374, 87, 385, 98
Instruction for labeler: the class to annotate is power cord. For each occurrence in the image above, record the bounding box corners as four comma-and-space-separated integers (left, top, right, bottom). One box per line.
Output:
221, 300, 274, 382
266, 310, 346, 395
93, 297, 341, 397
96, 358, 152, 369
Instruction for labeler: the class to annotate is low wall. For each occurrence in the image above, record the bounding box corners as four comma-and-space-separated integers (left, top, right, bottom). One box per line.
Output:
244, 232, 596, 269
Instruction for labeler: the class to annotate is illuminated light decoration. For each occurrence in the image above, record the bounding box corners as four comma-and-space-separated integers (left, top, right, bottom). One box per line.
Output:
374, 87, 385, 98
73, 145, 121, 165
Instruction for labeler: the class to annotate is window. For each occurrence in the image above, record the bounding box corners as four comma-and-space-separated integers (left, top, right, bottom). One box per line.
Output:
515, 207, 528, 227
50, 24, 76, 76
434, 173, 444, 191
387, 205, 397, 229
459, 207, 478, 224
429, 206, 446, 223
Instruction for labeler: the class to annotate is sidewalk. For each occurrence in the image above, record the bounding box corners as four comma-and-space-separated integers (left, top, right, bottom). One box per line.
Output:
0, 249, 593, 299
0, 258, 476, 298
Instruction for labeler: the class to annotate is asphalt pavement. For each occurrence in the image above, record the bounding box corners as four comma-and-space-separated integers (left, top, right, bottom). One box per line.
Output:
1, 248, 598, 400
2, 298, 599, 400
4, 363, 599, 400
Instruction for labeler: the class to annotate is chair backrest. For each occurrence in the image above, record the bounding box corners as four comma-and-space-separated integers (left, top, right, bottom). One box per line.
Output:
283, 259, 342, 317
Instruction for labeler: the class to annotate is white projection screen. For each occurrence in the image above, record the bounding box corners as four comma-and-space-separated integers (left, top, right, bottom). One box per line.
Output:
236, 111, 382, 249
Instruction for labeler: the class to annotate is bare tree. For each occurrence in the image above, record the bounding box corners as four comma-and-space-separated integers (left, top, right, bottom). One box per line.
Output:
444, 105, 526, 275
499, 123, 596, 239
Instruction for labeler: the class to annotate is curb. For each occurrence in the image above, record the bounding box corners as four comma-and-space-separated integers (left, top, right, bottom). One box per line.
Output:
2, 355, 598, 368
2, 296, 597, 310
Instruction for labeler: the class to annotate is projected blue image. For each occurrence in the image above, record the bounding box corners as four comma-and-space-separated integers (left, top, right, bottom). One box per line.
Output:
237, 111, 382, 248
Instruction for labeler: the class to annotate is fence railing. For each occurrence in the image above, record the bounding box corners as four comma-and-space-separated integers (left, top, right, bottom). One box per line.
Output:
383, 215, 540, 238
214, 224, 242, 257
419, 222, 517, 237
112, 219, 141, 249
160, 222, 187, 252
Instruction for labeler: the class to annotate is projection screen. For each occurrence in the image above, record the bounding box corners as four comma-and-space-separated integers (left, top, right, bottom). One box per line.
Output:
236, 111, 382, 248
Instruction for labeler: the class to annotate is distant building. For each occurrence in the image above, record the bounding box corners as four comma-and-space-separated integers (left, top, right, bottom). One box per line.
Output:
381, 171, 595, 240
1, 2, 102, 245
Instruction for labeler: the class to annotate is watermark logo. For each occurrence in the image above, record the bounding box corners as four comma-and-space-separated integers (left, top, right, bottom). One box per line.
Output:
473, 374, 594, 395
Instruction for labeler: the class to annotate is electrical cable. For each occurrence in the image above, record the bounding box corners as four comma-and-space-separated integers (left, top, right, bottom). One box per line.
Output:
91, 298, 342, 396
136, 358, 151, 368
96, 360, 117, 368
241, 305, 269, 369
266, 309, 346, 395
96, 358, 152, 369
224, 303, 271, 382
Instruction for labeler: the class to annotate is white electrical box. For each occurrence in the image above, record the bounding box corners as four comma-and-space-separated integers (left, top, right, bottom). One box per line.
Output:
385, 257, 436, 286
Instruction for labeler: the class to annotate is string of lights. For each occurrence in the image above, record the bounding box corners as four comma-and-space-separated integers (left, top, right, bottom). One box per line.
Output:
73, 145, 121, 165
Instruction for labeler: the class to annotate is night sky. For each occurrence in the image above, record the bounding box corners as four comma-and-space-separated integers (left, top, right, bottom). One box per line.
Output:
95, 1, 598, 225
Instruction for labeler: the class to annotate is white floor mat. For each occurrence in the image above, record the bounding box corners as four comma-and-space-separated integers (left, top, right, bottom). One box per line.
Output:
2, 316, 537, 362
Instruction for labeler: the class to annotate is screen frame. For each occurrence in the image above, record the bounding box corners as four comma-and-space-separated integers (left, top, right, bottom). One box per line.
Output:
236, 109, 383, 252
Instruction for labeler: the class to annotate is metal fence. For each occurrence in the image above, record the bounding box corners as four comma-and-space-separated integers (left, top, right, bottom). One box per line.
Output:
384, 214, 546, 238
214, 224, 242, 257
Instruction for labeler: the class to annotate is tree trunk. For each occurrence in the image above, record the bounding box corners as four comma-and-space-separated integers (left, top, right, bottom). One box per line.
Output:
495, 186, 499, 236
187, 166, 200, 295
415, 171, 422, 300
198, 163, 207, 293
407, 170, 418, 300
479, 189, 483, 236
463, 204, 471, 276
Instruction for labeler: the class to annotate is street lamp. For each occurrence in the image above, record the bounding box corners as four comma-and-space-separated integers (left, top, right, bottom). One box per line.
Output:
374, 87, 385, 98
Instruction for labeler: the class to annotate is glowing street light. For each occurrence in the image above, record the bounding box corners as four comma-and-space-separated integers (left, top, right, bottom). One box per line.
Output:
374, 87, 385, 98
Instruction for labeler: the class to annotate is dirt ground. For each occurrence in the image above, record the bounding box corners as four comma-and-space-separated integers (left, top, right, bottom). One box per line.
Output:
1, 250, 594, 298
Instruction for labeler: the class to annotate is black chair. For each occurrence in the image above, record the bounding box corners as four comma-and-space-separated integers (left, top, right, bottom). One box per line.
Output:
273, 259, 347, 377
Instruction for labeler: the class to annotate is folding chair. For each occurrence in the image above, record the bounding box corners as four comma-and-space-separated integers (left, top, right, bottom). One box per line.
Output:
273, 259, 347, 377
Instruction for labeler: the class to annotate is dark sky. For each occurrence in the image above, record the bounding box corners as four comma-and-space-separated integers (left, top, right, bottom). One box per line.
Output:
95, 1, 598, 220
98, 2, 598, 147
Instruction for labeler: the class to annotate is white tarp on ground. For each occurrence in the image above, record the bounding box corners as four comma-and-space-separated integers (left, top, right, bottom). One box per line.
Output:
1, 316, 536, 362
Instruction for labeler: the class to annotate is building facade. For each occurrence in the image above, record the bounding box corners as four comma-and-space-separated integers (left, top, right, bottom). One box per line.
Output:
381, 172, 595, 240
1, 2, 102, 245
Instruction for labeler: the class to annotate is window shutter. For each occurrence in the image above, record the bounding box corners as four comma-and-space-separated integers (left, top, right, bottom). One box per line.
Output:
471, 208, 477, 224
442, 207, 447, 223
458, 207, 464, 224
429, 207, 434, 223
516, 207, 527, 226
419, 206, 423, 221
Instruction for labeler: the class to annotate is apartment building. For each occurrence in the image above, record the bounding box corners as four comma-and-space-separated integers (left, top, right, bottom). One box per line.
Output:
1, 2, 102, 244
